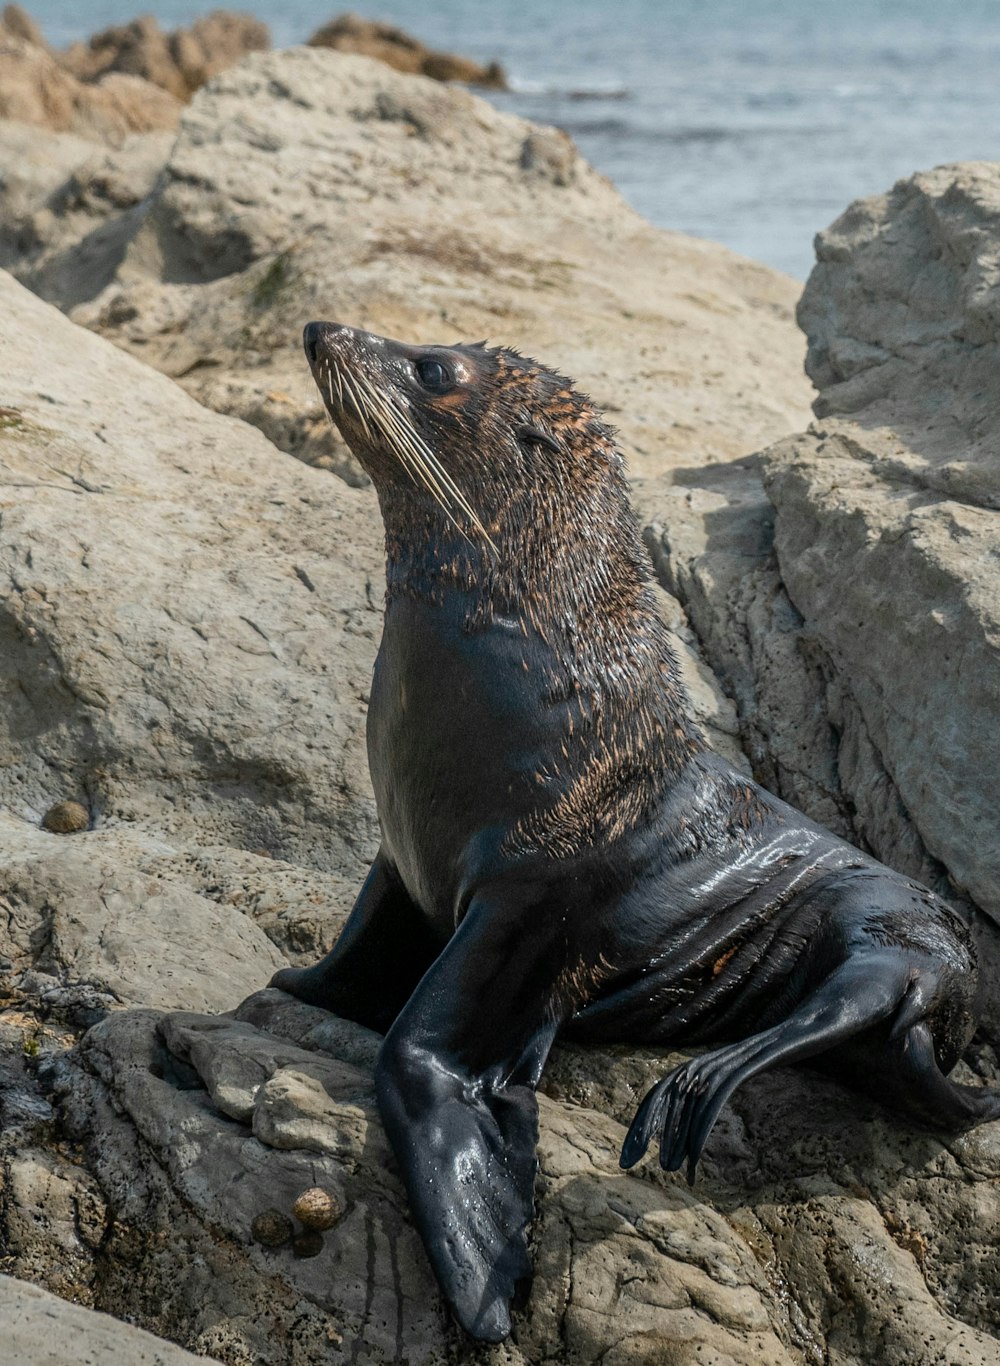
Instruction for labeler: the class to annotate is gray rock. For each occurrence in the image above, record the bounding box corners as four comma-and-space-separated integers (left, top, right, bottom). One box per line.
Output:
0, 268, 383, 877
0, 121, 174, 310
0, 47, 811, 487
648, 165, 1000, 977
1, 1274, 219, 1365
0, 813, 285, 1013
766, 163, 1000, 923
762, 424, 1000, 920
20, 991, 996, 1365
43, 996, 801, 1364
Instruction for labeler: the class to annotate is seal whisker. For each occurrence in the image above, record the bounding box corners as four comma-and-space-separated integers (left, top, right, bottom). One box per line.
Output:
341, 367, 375, 443
350, 371, 457, 512
367, 382, 497, 553
352, 369, 487, 549
331, 357, 345, 406
350, 367, 486, 532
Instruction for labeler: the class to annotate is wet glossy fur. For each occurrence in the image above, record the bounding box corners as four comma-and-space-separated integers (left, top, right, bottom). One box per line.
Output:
273, 322, 1000, 1342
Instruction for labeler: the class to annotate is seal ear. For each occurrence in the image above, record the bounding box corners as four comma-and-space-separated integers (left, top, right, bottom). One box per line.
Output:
515, 424, 562, 454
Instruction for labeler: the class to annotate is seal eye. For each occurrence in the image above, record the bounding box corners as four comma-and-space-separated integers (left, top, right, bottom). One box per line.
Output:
414, 358, 451, 391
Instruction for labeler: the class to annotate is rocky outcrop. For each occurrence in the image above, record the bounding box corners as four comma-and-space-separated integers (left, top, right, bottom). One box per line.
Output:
777, 164, 1000, 920
8, 982, 1000, 1365
2, 1274, 220, 1365
0, 46, 810, 498
648, 163, 1000, 1000
308, 12, 506, 88
4, 40, 999, 1366
0, 32, 181, 140
0, 3, 44, 46
38, 996, 806, 1365
60, 11, 270, 101
0, 120, 174, 307
0, 270, 382, 876
0, 9, 268, 142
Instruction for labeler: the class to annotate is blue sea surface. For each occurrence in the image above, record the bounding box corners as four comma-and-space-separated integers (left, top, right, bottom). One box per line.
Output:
23, 0, 1000, 278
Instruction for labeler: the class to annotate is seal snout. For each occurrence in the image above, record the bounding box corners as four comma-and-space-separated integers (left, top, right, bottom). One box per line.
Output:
303, 320, 324, 365
303, 319, 357, 366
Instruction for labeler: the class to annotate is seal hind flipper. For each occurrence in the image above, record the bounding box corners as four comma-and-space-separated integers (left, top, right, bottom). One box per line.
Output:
375, 894, 562, 1342
873, 1019, 1000, 1131
270, 851, 440, 1035
621, 952, 913, 1182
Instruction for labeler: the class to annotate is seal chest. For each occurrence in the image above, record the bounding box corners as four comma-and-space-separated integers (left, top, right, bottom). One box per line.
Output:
272, 321, 1000, 1343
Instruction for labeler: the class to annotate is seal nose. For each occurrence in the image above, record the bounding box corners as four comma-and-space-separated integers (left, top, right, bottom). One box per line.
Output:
303, 321, 323, 365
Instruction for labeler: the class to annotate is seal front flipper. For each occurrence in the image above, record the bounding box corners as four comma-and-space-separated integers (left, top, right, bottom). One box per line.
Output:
375, 892, 563, 1342
270, 850, 440, 1034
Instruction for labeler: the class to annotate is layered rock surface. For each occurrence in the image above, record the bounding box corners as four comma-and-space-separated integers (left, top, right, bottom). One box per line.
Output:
0, 46, 811, 494
648, 163, 1000, 981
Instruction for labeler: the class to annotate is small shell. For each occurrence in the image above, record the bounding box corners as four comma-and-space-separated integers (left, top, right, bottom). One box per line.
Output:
292, 1186, 342, 1231
42, 801, 89, 834
292, 1229, 324, 1258
251, 1209, 293, 1248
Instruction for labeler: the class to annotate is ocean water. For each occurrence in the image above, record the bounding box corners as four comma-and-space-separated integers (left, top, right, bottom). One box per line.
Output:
23, 0, 1000, 278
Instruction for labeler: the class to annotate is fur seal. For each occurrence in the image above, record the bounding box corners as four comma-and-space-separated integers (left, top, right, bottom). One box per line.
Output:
272, 320, 1000, 1342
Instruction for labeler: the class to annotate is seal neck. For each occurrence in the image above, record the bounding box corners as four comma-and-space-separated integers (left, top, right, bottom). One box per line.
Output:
376, 472, 702, 744
375, 463, 706, 862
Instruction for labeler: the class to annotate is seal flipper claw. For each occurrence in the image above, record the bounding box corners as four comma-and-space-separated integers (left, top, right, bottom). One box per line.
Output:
620, 1081, 670, 1168
625, 953, 912, 1179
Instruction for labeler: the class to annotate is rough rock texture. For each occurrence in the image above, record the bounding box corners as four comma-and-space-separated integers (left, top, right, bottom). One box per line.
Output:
6, 988, 999, 1366
3, 46, 999, 1366
0, 268, 383, 875
0, 46, 810, 497
647, 164, 1000, 999
308, 12, 506, 89
776, 163, 1000, 917
0, 121, 174, 308
0, 813, 286, 1015
0, 3, 44, 47
2, 1273, 220, 1364
60, 11, 270, 101
0, 32, 182, 140
39, 993, 800, 1364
